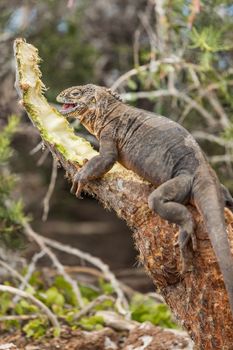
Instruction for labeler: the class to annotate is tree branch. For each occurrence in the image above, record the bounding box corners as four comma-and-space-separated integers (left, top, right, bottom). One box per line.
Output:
14, 38, 233, 349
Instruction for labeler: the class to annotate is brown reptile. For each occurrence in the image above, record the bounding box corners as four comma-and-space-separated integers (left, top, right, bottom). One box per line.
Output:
56, 84, 233, 316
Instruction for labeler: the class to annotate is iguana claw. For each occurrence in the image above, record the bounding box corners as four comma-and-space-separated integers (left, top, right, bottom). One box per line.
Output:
70, 174, 85, 198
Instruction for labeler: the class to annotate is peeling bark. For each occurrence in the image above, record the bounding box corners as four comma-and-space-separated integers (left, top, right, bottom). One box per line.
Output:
14, 38, 233, 349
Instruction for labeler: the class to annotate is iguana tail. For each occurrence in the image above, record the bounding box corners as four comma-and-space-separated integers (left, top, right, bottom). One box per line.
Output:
193, 166, 233, 316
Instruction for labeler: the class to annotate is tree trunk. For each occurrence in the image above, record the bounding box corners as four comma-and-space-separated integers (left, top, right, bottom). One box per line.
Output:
14, 38, 233, 350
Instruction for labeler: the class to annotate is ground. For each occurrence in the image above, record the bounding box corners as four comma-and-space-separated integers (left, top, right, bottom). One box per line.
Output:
0, 323, 193, 350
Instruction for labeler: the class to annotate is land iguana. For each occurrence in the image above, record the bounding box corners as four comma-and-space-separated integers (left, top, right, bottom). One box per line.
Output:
56, 84, 233, 315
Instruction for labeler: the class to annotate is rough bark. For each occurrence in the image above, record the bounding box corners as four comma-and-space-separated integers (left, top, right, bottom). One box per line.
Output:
14, 38, 233, 349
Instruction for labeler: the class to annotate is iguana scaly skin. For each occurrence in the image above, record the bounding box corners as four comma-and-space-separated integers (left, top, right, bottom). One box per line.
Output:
57, 84, 233, 315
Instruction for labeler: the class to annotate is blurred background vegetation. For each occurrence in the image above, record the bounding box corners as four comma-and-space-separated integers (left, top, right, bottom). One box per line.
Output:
0, 0, 233, 340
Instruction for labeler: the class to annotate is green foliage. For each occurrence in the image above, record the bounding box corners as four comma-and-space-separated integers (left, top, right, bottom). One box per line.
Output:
0, 116, 26, 248
23, 318, 47, 339
78, 315, 104, 331
79, 283, 99, 301
189, 27, 230, 53
189, 26, 232, 69
130, 294, 177, 329
54, 275, 78, 306
0, 116, 18, 161
98, 278, 114, 295
0, 292, 12, 315
15, 300, 39, 315
42, 287, 65, 308
0, 270, 179, 338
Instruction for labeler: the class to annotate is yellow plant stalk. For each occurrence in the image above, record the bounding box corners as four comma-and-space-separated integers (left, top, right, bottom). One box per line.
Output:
14, 38, 98, 165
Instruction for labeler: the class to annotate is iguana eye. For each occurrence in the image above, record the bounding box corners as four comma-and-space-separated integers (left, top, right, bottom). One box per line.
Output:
72, 91, 81, 97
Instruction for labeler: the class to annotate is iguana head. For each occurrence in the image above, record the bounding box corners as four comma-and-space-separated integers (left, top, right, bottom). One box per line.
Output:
56, 84, 122, 135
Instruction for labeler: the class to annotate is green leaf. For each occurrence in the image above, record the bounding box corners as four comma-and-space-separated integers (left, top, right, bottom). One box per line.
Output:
15, 299, 38, 315
79, 283, 100, 301
189, 26, 232, 53
43, 287, 65, 307
127, 79, 137, 91
53, 326, 61, 337
130, 294, 178, 329
0, 292, 12, 314
99, 278, 114, 295
54, 275, 78, 306
23, 318, 47, 339
78, 315, 104, 331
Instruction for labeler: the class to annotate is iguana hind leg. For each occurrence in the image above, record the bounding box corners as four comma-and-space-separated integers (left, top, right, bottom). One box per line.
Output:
148, 174, 195, 273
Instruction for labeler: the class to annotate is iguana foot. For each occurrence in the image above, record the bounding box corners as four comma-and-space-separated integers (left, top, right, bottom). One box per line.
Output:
178, 222, 196, 274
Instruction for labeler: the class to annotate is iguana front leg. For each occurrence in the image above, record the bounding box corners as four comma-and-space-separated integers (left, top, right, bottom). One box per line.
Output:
71, 134, 118, 197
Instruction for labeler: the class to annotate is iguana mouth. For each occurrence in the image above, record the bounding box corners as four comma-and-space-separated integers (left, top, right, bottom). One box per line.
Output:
60, 103, 78, 115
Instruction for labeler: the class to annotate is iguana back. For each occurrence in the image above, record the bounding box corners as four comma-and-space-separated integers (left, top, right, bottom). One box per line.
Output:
100, 106, 204, 185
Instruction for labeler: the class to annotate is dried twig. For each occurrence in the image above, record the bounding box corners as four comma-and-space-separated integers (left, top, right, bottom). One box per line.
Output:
96, 311, 138, 331
138, 12, 157, 58
23, 221, 84, 308
111, 64, 149, 91
204, 91, 230, 128
0, 285, 59, 329
30, 141, 43, 155
42, 158, 58, 221
0, 260, 31, 290
42, 236, 129, 315
133, 29, 141, 67
192, 131, 233, 148
207, 154, 233, 164
0, 343, 17, 350
199, 80, 233, 96
121, 89, 216, 127
14, 251, 46, 303
74, 295, 115, 320
0, 315, 38, 321
37, 148, 50, 166
154, 0, 168, 54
